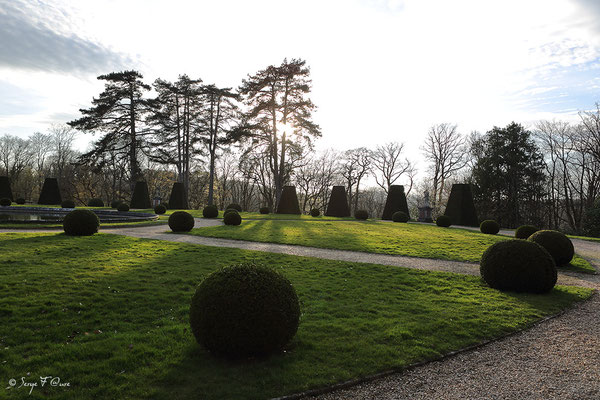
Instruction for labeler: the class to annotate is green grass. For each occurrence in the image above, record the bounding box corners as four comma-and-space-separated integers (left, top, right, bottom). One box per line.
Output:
135, 208, 354, 220
568, 234, 600, 243
0, 232, 592, 399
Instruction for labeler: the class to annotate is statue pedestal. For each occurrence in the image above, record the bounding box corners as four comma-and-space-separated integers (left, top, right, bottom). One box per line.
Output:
418, 206, 433, 223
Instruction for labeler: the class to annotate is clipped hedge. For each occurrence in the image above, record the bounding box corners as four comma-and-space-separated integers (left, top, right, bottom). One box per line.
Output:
203, 205, 219, 218
110, 200, 121, 209
480, 220, 500, 235
0, 176, 13, 201
0, 198, 11, 207
310, 208, 320, 217
444, 184, 479, 227
436, 215, 452, 227
224, 210, 242, 226
38, 178, 61, 205
325, 186, 350, 217
226, 203, 242, 212
355, 209, 369, 220
189, 262, 300, 358
61, 200, 75, 208
392, 211, 409, 223
16, 198, 25, 205
154, 204, 167, 214
130, 181, 151, 209
515, 225, 539, 239
88, 198, 104, 207
528, 230, 574, 266
117, 203, 130, 212
259, 206, 270, 214
381, 185, 410, 220
168, 182, 188, 209
63, 209, 99, 236
168, 211, 195, 232
276, 186, 301, 215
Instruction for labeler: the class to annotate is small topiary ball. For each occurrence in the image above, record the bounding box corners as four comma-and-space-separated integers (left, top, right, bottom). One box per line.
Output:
154, 204, 167, 214
117, 203, 130, 212
110, 200, 121, 209
480, 220, 500, 235
226, 203, 242, 212
169, 211, 195, 232
190, 262, 300, 358
355, 209, 369, 220
88, 198, 104, 207
480, 240, 557, 293
310, 208, 320, 217
224, 210, 242, 226
61, 200, 75, 208
436, 215, 452, 227
16, 198, 25, 205
259, 206, 270, 214
202, 205, 218, 218
0, 198, 11, 206
528, 230, 574, 266
515, 225, 539, 239
392, 211, 409, 222
63, 209, 100, 236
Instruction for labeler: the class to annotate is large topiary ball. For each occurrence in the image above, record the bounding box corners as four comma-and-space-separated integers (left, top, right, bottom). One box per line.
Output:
63, 209, 100, 236
88, 198, 104, 207
16, 198, 25, 205
259, 206, 270, 214
190, 262, 300, 358
0, 198, 11, 206
226, 203, 242, 212
202, 205, 218, 218
310, 208, 320, 217
515, 225, 539, 239
480, 220, 500, 235
392, 211, 409, 222
224, 210, 242, 226
110, 200, 121, 209
61, 200, 75, 208
436, 215, 452, 227
528, 230, 574, 266
168, 211, 195, 232
154, 204, 167, 214
117, 203, 130, 212
480, 240, 557, 293
355, 209, 369, 220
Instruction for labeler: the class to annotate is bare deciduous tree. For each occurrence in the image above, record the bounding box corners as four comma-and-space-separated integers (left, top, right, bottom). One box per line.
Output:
371, 141, 416, 195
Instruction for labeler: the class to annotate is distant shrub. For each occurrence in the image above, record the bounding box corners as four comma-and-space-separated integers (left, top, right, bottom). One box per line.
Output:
355, 209, 369, 220
154, 204, 167, 214
61, 200, 75, 208
436, 215, 452, 227
168, 211, 195, 232
88, 198, 104, 207
0, 198, 11, 207
189, 262, 300, 358
117, 203, 130, 212
584, 204, 600, 238
16, 198, 25, 205
63, 209, 99, 236
202, 205, 218, 218
480, 240, 557, 293
226, 203, 242, 212
515, 225, 539, 239
528, 230, 574, 266
110, 200, 121, 209
224, 210, 242, 226
310, 208, 320, 217
392, 211, 409, 223
259, 206, 270, 214
480, 220, 500, 235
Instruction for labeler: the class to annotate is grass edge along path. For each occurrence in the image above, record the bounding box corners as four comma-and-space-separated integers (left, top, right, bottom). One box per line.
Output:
0, 232, 592, 400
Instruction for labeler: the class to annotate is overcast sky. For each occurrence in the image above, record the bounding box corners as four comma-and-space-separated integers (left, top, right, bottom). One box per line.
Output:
1, 0, 600, 161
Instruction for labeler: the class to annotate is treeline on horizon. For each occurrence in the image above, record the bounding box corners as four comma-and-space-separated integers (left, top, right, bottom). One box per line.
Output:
1, 58, 599, 234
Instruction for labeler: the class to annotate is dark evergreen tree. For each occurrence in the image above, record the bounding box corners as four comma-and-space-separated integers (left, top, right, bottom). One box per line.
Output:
168, 182, 189, 209
276, 186, 301, 214
68, 70, 151, 189
381, 185, 410, 220
444, 184, 479, 227
0, 176, 13, 201
38, 178, 62, 205
130, 181, 151, 209
325, 186, 351, 217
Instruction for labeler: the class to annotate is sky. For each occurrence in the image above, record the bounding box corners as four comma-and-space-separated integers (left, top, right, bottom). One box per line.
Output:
1, 0, 600, 163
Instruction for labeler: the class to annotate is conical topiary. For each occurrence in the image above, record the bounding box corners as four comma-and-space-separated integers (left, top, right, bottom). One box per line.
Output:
130, 181, 151, 209
38, 178, 62, 205
381, 185, 410, 220
276, 186, 301, 215
168, 182, 188, 209
325, 186, 351, 217
0, 176, 13, 201
444, 183, 479, 227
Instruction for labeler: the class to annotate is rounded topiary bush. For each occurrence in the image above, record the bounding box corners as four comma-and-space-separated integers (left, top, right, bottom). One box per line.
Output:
202, 205, 218, 218
528, 230, 574, 266
63, 209, 100, 236
168, 211, 195, 232
88, 198, 104, 207
16, 198, 25, 205
226, 203, 242, 212
310, 208, 320, 217
224, 210, 242, 226
0, 198, 11, 206
61, 200, 75, 208
392, 211, 409, 222
110, 200, 121, 209
259, 206, 270, 214
436, 215, 452, 227
355, 209, 369, 220
154, 204, 167, 214
480, 240, 557, 293
190, 262, 300, 358
515, 225, 539, 239
480, 220, 500, 235
117, 203, 130, 212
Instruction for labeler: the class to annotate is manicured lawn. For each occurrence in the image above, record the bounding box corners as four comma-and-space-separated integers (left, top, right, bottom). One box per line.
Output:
136, 208, 354, 220
0, 233, 591, 399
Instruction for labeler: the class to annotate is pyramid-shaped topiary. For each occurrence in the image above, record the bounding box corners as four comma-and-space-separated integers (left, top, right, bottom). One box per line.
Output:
325, 186, 350, 217
276, 186, 301, 215
381, 185, 410, 220
0, 176, 13, 201
444, 183, 479, 227
168, 182, 188, 209
130, 181, 151, 209
38, 178, 62, 205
